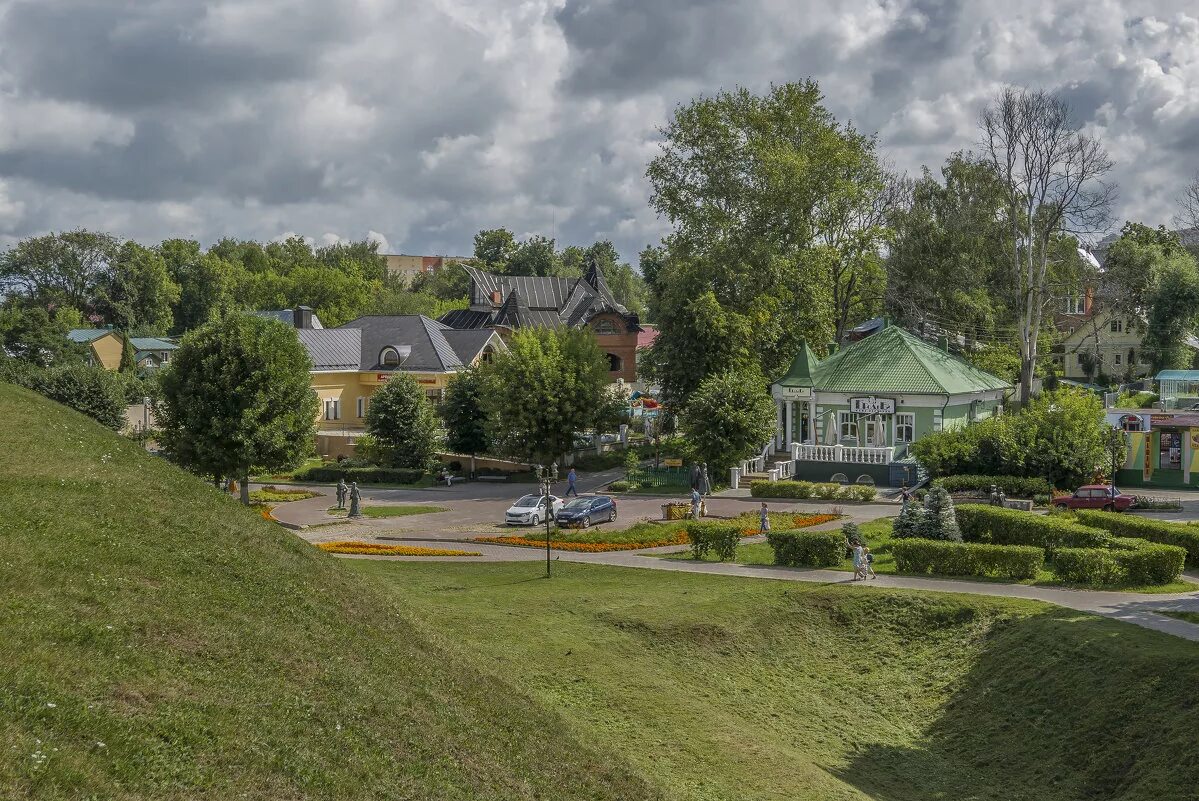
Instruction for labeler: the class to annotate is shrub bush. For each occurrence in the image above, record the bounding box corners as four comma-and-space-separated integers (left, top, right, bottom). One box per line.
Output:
1052, 548, 1125, 585
293, 465, 427, 485
685, 521, 741, 561
1109, 537, 1187, 585
956, 504, 1111, 550
766, 529, 844, 567
749, 480, 875, 501
892, 502, 925, 539
933, 475, 1053, 498
607, 480, 633, 492
891, 539, 1044, 580
919, 486, 961, 541
1074, 510, 1199, 566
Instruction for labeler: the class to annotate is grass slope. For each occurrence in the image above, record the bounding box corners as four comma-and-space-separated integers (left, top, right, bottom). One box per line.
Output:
353, 560, 1199, 801
0, 383, 654, 800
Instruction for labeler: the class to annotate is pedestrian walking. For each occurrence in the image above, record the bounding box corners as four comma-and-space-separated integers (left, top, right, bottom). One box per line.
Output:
759, 502, 771, 535
690, 487, 702, 520
900, 485, 912, 511
863, 546, 876, 579
566, 467, 578, 497
851, 541, 866, 580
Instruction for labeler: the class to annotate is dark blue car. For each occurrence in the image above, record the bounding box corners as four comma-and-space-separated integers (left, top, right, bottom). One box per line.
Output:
555, 495, 617, 528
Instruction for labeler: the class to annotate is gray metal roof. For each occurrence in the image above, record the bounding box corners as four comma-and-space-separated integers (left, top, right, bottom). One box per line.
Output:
442, 329, 503, 365
337, 315, 465, 372
250, 308, 324, 329
129, 337, 177, 352
298, 328, 361, 371
449, 266, 638, 333
67, 328, 114, 343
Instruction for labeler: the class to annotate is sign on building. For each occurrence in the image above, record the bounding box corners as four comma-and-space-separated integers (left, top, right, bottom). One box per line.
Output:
849, 396, 896, 415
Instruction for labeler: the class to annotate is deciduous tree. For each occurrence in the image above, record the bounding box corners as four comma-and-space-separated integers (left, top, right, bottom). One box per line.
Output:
159, 314, 317, 503
678, 371, 776, 474
441, 366, 492, 455
365, 373, 440, 470
96, 241, 180, 335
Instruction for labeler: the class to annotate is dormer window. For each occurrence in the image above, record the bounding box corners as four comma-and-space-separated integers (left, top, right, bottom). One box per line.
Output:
594, 319, 620, 336
380, 347, 402, 368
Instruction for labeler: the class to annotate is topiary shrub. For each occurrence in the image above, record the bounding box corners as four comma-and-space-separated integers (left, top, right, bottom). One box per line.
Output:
749, 480, 814, 499
891, 539, 1043, 580
812, 482, 841, 500
1110, 538, 1187, 585
1074, 510, 1199, 566
955, 505, 1111, 550
919, 486, 961, 541
892, 502, 925, 539
1052, 548, 1125, 586
933, 475, 1053, 498
685, 521, 740, 561
766, 530, 843, 567
841, 521, 863, 546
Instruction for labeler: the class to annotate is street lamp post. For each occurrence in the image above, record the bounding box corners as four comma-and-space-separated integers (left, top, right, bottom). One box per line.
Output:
536, 463, 559, 578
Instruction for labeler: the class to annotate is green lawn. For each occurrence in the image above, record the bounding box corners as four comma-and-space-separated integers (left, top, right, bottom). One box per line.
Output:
485, 520, 686, 545
1162, 610, 1199, 625
0, 383, 650, 800
662, 518, 1195, 593
351, 559, 1199, 801
326, 504, 448, 518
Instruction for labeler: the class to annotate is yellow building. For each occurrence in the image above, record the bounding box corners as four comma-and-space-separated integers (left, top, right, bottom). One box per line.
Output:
382, 254, 471, 281
1055, 309, 1198, 382
284, 312, 504, 456
67, 329, 178, 370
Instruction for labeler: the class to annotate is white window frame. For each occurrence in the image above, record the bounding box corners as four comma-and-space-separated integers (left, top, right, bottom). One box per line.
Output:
1110, 318, 1123, 333
895, 413, 915, 444
357, 397, 365, 418
1114, 353, 1122, 366
324, 399, 341, 421
838, 411, 857, 440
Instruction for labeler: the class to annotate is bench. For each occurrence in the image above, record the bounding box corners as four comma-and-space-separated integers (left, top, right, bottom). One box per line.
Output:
476, 475, 509, 482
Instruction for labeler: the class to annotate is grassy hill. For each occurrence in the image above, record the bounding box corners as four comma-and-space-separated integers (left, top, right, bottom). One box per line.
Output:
356, 560, 1199, 801
0, 383, 655, 800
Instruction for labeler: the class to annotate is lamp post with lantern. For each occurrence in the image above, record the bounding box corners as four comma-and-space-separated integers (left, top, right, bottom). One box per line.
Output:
535, 462, 559, 577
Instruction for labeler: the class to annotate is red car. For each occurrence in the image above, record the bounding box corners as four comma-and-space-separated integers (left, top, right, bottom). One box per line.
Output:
1052, 485, 1135, 512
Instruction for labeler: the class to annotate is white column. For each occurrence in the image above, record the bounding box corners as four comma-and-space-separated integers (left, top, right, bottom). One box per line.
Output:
785, 401, 794, 449
775, 401, 785, 451
809, 401, 816, 444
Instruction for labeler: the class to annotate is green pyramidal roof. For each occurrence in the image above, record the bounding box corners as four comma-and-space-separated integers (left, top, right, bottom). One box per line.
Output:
788, 326, 1011, 395
775, 341, 820, 387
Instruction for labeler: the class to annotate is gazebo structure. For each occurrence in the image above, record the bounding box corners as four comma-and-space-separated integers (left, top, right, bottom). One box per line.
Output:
760, 322, 1012, 487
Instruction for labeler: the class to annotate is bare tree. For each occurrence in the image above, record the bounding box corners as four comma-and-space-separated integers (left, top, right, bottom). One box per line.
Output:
980, 87, 1115, 403
1177, 171, 1199, 234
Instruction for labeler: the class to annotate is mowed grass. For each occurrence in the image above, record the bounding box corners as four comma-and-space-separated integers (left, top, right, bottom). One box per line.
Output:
0, 383, 653, 801
1162, 610, 1199, 624
326, 504, 448, 518
352, 559, 1199, 801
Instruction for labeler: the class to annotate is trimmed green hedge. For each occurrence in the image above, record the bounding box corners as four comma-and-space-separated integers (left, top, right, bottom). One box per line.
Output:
749, 480, 876, 501
686, 522, 741, 561
1074, 510, 1199, 566
955, 504, 1111, 550
765, 530, 844, 568
1053, 539, 1185, 586
293, 465, 427, 485
891, 539, 1044, 580
933, 475, 1053, 498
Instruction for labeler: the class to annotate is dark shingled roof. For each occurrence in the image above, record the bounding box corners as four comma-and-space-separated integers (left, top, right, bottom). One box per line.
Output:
298, 329, 361, 371
251, 308, 324, 329
335, 315, 504, 373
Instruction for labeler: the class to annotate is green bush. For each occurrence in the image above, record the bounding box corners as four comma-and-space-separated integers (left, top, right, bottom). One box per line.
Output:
685, 521, 740, 561
749, 480, 874, 501
293, 465, 427, 485
766, 530, 844, 567
891, 539, 1044, 580
1052, 548, 1125, 585
607, 480, 633, 492
1110, 538, 1187, 585
933, 475, 1053, 498
892, 503, 925, 539
1074, 510, 1199, 566
920, 486, 961, 541
956, 504, 1111, 550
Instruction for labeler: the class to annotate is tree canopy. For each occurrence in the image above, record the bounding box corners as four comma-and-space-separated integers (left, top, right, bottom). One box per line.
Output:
678, 371, 777, 474
365, 373, 440, 470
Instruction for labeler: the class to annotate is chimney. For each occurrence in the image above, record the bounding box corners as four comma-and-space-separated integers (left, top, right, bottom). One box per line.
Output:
827, 342, 838, 355
491, 290, 502, 305
294, 306, 314, 329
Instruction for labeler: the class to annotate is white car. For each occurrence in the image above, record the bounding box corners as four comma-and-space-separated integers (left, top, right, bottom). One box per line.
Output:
505, 493, 563, 526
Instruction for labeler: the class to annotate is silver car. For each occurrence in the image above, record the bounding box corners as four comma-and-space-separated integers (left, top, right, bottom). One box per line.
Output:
504, 494, 563, 526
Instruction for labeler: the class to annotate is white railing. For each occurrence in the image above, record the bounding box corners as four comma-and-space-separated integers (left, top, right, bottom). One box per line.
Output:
796, 444, 894, 464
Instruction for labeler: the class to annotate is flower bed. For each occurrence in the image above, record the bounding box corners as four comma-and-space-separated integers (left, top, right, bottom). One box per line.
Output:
317, 541, 481, 556
750, 481, 876, 501
250, 485, 320, 503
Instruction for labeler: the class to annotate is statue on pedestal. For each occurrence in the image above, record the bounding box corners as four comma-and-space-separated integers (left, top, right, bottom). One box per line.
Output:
348, 482, 363, 518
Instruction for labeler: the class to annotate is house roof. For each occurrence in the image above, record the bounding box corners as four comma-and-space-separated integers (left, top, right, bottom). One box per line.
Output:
251, 308, 324, 329
67, 328, 116, 343
774, 341, 820, 387
334, 315, 503, 373
777, 325, 1011, 395
446, 266, 638, 333
298, 328, 362, 371
1156, 370, 1199, 381
636, 324, 659, 349
129, 337, 177, 352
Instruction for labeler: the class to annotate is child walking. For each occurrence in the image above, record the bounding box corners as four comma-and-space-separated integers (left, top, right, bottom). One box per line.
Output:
862, 546, 877, 579
759, 502, 771, 536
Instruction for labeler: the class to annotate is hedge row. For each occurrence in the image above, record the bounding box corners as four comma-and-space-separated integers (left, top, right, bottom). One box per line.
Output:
1054, 539, 1185, 586
765, 530, 844, 568
891, 539, 1044, 580
955, 504, 1111, 550
933, 474, 1053, 498
293, 465, 426, 485
1073, 510, 1199, 566
685, 522, 741, 561
749, 480, 876, 501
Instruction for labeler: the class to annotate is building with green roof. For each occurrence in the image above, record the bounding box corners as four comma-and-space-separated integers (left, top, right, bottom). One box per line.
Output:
764, 323, 1012, 486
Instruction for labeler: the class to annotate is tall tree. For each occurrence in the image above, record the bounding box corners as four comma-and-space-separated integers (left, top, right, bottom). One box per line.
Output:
482, 328, 609, 463
678, 371, 777, 474
473, 228, 517, 270
158, 314, 317, 503
645, 82, 884, 407
315, 239, 389, 282
0, 230, 118, 312
96, 241, 180, 335
1178, 170, 1199, 239
0, 303, 85, 367
365, 373, 440, 470
441, 366, 492, 455
505, 235, 563, 277
980, 87, 1115, 403
162, 240, 243, 334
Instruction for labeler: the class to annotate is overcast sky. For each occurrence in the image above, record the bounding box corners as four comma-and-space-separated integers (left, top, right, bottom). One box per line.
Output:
0, 0, 1196, 261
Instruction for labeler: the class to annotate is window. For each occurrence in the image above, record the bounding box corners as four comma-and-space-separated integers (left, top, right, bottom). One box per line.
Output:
594, 319, 621, 336
606, 353, 623, 372
425, 389, 443, 403
1063, 295, 1084, 314
356, 397, 365, 418
895, 413, 915, 444
838, 411, 857, 440
1121, 416, 1143, 432
1110, 318, 1124, 333
380, 347, 401, 368
324, 399, 340, 421
480, 347, 495, 365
